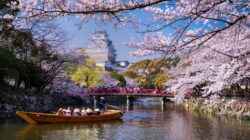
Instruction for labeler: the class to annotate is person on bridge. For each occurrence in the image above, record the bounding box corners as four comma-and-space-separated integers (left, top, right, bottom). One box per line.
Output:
97, 96, 106, 112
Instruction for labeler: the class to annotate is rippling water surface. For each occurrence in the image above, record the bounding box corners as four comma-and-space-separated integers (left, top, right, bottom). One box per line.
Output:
0, 102, 250, 140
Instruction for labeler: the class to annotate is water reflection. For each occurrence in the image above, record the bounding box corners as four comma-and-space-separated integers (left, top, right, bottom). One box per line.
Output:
0, 102, 250, 140
15, 120, 124, 140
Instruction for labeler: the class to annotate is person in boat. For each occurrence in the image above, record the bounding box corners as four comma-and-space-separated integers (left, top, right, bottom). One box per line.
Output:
81, 107, 87, 116
97, 96, 106, 112
74, 108, 81, 116
86, 108, 93, 115
56, 108, 64, 115
69, 106, 74, 116
65, 108, 72, 116
92, 108, 101, 115
62, 109, 67, 116
65, 106, 74, 116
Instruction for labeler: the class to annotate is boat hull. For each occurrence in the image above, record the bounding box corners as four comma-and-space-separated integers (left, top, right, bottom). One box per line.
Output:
16, 110, 123, 124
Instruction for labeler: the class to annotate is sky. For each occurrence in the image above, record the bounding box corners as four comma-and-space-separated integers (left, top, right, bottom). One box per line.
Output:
56, 17, 159, 63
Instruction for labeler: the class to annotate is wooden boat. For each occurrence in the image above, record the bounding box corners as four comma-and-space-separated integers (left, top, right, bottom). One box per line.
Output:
16, 110, 123, 124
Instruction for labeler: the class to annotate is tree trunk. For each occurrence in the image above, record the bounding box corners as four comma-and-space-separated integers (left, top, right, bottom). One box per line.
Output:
246, 79, 249, 98
14, 72, 22, 89
0, 75, 4, 83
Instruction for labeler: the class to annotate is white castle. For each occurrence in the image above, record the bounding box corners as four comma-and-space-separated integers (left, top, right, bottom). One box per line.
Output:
85, 31, 116, 64
85, 31, 129, 71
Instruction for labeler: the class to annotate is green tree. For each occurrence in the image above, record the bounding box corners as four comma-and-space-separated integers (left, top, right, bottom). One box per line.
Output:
0, 0, 22, 83
0, 0, 19, 48
154, 72, 169, 88
0, 1, 72, 92
71, 67, 103, 88
0, 29, 68, 92
0, 47, 25, 82
65, 58, 104, 88
124, 58, 178, 88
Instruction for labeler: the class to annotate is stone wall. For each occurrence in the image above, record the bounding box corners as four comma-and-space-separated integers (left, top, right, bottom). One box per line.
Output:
0, 93, 84, 119
186, 98, 250, 121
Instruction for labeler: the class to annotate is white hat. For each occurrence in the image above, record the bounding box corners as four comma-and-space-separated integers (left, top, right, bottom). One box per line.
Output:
74, 108, 80, 113
94, 108, 100, 112
100, 97, 105, 100
86, 108, 93, 113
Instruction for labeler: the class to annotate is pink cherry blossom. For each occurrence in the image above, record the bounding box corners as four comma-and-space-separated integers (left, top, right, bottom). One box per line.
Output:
167, 25, 250, 102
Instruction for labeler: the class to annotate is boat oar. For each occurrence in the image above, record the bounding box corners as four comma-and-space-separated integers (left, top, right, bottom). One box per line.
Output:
97, 102, 121, 110
98, 103, 140, 120
99, 103, 121, 110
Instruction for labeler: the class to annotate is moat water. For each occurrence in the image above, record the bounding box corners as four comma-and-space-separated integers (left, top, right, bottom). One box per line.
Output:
0, 102, 250, 140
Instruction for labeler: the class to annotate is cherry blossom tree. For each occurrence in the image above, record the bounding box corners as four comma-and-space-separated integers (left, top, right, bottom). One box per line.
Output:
100, 73, 119, 87
47, 49, 88, 94
167, 25, 250, 102
4, 0, 250, 98
49, 72, 83, 95
11, 0, 250, 56
123, 76, 137, 87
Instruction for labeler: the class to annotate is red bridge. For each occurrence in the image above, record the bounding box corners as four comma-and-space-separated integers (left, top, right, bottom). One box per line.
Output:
79, 87, 177, 97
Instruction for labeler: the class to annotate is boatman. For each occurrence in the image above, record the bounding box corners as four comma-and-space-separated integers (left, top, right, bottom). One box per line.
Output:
97, 96, 106, 112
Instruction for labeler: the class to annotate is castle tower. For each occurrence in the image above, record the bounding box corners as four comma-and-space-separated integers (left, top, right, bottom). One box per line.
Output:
85, 31, 117, 64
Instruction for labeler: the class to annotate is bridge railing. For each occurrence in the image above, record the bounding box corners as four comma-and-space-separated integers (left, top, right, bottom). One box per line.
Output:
80, 87, 177, 96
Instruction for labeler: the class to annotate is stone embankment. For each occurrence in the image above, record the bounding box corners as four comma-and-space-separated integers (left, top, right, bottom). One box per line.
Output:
186, 98, 250, 121
0, 93, 84, 119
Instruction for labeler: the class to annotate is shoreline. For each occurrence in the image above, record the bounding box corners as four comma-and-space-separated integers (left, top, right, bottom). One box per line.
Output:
186, 98, 250, 121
